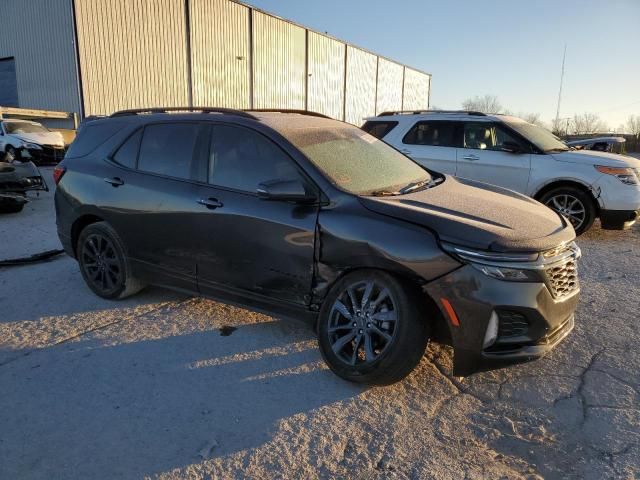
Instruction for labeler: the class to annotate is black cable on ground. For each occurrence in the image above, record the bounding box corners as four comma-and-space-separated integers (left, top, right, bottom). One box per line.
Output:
0, 249, 65, 267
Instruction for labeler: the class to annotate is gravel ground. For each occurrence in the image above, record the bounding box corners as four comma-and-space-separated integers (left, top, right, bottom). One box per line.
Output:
0, 168, 638, 479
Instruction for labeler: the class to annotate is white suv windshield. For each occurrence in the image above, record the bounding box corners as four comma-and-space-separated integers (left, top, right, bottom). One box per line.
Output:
503, 120, 568, 152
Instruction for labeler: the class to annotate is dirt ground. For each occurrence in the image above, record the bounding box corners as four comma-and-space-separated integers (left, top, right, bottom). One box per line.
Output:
0, 168, 638, 479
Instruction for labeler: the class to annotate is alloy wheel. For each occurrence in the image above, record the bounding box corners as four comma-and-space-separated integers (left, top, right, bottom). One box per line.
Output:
545, 194, 586, 231
328, 279, 398, 366
81, 233, 123, 293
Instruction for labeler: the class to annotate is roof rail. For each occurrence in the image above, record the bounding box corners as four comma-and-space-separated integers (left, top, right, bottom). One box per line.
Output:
378, 110, 487, 117
248, 109, 332, 119
109, 107, 257, 119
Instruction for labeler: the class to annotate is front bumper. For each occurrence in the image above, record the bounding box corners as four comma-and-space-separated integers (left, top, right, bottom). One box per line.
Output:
425, 264, 579, 376
600, 209, 639, 230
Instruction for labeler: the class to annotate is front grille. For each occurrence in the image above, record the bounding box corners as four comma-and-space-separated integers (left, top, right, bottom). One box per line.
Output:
544, 258, 579, 299
497, 311, 529, 338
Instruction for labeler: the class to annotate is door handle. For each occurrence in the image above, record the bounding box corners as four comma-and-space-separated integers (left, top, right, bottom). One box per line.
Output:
197, 198, 224, 209
103, 177, 124, 187
462, 155, 480, 161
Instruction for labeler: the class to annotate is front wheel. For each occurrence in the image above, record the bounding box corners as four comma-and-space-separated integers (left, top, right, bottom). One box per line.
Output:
317, 270, 429, 385
539, 186, 596, 236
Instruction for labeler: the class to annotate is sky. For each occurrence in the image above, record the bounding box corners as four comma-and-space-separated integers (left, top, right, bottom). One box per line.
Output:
245, 0, 640, 131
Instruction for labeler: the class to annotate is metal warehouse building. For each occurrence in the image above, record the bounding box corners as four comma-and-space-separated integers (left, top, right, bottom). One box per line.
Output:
0, 0, 430, 125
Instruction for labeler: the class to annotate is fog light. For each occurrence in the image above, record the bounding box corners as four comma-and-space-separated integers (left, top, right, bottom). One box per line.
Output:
483, 311, 499, 348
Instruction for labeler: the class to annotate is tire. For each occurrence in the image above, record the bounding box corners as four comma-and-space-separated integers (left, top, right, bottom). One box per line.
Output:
0, 202, 24, 214
317, 270, 430, 385
77, 221, 145, 299
539, 186, 596, 236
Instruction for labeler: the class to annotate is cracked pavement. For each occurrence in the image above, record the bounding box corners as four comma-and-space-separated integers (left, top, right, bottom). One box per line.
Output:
0, 168, 638, 479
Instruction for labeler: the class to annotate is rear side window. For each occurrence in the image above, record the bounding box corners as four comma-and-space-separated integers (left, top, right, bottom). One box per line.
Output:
66, 121, 125, 158
403, 121, 456, 147
208, 125, 301, 193
361, 121, 398, 139
112, 129, 142, 168
138, 123, 201, 180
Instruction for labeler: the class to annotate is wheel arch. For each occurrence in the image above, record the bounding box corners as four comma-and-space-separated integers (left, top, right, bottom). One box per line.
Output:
533, 179, 601, 216
71, 214, 105, 257
315, 265, 451, 344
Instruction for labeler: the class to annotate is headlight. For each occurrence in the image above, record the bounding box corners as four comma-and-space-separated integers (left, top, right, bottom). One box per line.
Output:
21, 142, 42, 150
595, 165, 639, 185
441, 243, 542, 282
470, 263, 541, 282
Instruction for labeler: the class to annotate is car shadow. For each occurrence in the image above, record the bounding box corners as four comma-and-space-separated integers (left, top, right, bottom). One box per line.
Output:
0, 315, 365, 479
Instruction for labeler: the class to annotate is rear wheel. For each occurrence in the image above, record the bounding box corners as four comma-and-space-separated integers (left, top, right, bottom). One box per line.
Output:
540, 186, 596, 235
317, 270, 429, 385
77, 222, 144, 299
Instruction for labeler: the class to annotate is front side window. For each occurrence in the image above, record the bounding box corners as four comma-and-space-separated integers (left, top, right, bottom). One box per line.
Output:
361, 121, 398, 140
137, 123, 201, 180
283, 124, 431, 195
209, 125, 301, 192
403, 121, 456, 147
463, 123, 526, 152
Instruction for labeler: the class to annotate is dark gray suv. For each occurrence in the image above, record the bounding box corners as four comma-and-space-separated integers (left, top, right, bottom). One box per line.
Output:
54, 108, 580, 385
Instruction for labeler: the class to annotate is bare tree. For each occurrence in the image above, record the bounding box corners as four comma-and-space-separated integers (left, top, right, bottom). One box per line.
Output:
572, 113, 608, 134
627, 115, 640, 138
519, 112, 542, 126
461, 95, 503, 114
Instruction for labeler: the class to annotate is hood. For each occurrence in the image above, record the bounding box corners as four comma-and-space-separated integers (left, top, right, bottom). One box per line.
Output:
551, 150, 640, 168
13, 131, 65, 147
359, 176, 575, 253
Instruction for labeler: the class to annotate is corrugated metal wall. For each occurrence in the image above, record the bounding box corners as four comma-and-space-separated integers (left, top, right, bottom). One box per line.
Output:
0, 0, 80, 115
307, 32, 345, 120
376, 58, 404, 115
403, 67, 431, 111
344, 46, 377, 126
1, 0, 430, 122
252, 11, 306, 109
190, 0, 250, 109
74, 0, 190, 116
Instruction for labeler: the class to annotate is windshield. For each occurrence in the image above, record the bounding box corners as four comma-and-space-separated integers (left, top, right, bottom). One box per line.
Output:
285, 126, 431, 195
504, 120, 569, 152
4, 121, 50, 134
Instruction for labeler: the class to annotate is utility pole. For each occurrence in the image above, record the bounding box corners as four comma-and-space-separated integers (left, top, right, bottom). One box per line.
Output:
554, 44, 567, 132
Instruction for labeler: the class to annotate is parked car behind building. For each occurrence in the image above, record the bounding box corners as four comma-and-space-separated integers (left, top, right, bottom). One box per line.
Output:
55, 108, 580, 384
363, 111, 640, 235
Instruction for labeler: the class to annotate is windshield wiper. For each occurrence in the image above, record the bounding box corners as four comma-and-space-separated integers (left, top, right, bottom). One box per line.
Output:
398, 179, 433, 194
368, 189, 400, 197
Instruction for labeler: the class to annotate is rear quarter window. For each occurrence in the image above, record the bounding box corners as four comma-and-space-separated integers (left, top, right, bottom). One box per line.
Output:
361, 121, 399, 139
65, 121, 125, 158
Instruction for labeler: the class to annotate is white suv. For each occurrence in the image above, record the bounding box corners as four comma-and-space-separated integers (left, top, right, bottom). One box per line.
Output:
363, 111, 640, 235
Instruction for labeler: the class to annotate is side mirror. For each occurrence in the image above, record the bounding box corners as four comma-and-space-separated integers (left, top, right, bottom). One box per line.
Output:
257, 179, 316, 203
501, 141, 521, 153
